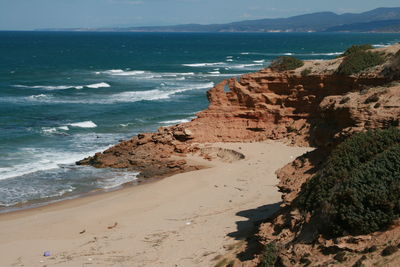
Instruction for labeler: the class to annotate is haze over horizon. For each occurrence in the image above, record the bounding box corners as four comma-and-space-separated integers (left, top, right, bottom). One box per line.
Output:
1, 0, 400, 31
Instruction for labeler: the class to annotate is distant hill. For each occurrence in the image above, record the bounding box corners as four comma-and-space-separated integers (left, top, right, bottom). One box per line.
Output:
325, 19, 400, 32
40, 7, 400, 33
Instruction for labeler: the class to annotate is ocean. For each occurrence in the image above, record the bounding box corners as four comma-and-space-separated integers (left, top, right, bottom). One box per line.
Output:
0, 31, 399, 210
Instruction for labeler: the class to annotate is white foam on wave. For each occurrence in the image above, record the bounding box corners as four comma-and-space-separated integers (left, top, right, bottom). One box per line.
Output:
106, 69, 125, 74
253, 60, 265, 63
372, 43, 392, 48
86, 82, 111, 89
304, 52, 342, 56
41, 125, 70, 134
100, 69, 195, 81
42, 127, 57, 134
208, 71, 220, 74
171, 72, 195, 76
68, 121, 98, 128
114, 89, 171, 102
0, 147, 102, 181
182, 62, 224, 67
230, 63, 263, 69
29, 94, 49, 100
226, 59, 233, 62
238, 51, 343, 57
0, 133, 137, 200
0, 165, 139, 207
110, 82, 215, 103
98, 171, 140, 190
103, 69, 146, 76
15, 82, 111, 90
160, 119, 191, 125
119, 123, 134, 127
23, 82, 215, 105
160, 73, 195, 79
58, 126, 69, 131
15, 85, 77, 90
241, 52, 250, 55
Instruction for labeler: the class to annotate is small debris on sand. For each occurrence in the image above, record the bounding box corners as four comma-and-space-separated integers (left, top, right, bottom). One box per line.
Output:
107, 222, 118, 229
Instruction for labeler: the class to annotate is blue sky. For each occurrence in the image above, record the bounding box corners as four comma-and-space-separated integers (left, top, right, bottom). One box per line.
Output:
0, 0, 399, 30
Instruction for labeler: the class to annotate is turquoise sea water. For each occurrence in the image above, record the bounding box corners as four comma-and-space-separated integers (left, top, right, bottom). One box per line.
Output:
0, 32, 399, 209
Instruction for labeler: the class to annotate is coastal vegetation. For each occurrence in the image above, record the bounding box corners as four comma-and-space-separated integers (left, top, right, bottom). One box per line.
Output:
301, 68, 312, 76
340, 44, 374, 57
297, 128, 400, 236
270, 56, 304, 71
336, 44, 384, 75
260, 242, 278, 267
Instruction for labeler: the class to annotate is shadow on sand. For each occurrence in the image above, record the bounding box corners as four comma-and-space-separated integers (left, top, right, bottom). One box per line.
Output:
227, 202, 281, 261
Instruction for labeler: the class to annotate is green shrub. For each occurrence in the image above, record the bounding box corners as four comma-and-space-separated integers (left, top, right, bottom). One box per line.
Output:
336, 50, 384, 75
296, 128, 400, 236
337, 51, 384, 75
261, 242, 278, 267
301, 68, 312, 76
341, 44, 374, 57
382, 49, 400, 79
270, 56, 304, 71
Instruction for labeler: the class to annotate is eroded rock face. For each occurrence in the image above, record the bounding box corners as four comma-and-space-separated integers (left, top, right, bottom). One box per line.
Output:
317, 85, 400, 146
78, 66, 400, 178
77, 44, 400, 265
78, 44, 400, 180
188, 70, 389, 147
77, 126, 201, 178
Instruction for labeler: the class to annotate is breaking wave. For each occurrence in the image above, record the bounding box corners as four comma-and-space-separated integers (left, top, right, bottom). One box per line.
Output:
68, 121, 98, 128
14, 82, 111, 90
23, 82, 215, 105
182, 62, 225, 67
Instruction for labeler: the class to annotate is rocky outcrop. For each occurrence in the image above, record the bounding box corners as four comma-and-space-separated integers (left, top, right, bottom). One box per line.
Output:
317, 84, 400, 146
77, 44, 400, 266
78, 70, 395, 177
189, 70, 389, 147
77, 126, 202, 178
79, 44, 400, 180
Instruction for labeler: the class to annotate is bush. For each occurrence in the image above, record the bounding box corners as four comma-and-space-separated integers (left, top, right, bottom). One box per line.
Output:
270, 56, 304, 71
296, 128, 400, 236
301, 68, 312, 76
261, 242, 278, 267
336, 50, 384, 75
341, 44, 374, 57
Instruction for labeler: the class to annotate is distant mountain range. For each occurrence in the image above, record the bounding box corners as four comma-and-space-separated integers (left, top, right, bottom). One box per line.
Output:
41, 7, 400, 33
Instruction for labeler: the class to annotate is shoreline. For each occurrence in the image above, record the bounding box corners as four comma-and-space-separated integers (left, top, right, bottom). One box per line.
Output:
0, 174, 164, 215
0, 141, 311, 266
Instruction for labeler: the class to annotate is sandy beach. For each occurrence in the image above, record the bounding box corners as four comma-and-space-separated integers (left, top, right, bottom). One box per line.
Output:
0, 141, 310, 266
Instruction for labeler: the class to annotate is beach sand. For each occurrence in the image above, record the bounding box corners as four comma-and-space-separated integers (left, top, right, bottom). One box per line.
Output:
0, 141, 310, 266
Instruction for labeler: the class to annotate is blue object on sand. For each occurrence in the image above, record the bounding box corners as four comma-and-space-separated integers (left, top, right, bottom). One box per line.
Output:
43, 251, 51, 257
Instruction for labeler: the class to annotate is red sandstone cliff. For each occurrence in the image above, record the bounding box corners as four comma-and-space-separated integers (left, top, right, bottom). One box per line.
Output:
78, 44, 400, 179
78, 44, 400, 266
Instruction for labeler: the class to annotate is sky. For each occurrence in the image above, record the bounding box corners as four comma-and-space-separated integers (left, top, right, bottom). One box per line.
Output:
0, 0, 400, 30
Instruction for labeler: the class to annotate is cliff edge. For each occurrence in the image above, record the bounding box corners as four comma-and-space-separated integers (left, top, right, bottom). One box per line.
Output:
78, 43, 400, 179
77, 43, 400, 266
